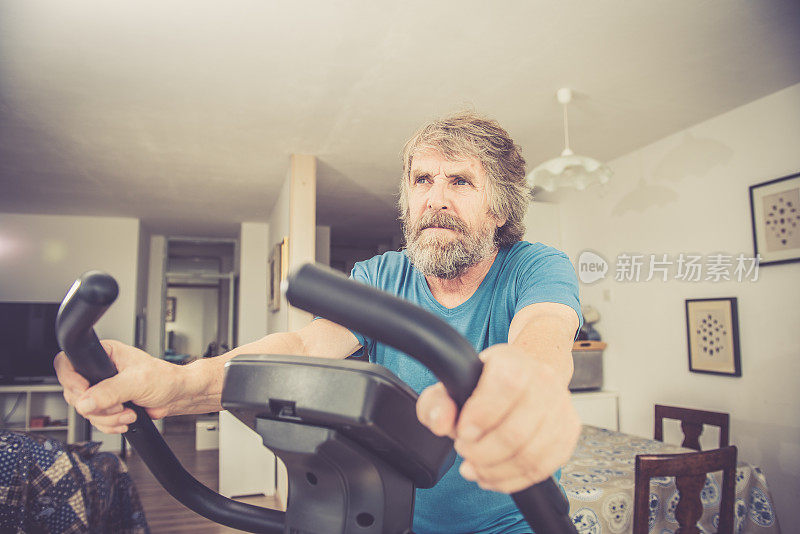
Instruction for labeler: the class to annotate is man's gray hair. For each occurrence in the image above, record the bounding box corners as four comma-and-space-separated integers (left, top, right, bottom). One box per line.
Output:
398, 110, 530, 248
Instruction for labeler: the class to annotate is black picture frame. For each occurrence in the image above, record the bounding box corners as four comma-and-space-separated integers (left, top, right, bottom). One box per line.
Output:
685, 297, 741, 377
749, 171, 800, 266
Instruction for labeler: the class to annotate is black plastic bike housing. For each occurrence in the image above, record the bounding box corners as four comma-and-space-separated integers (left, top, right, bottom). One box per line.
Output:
222, 354, 455, 489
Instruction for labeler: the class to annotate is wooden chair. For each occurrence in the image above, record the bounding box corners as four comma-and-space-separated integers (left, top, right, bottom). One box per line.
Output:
654, 404, 729, 451
634, 445, 737, 534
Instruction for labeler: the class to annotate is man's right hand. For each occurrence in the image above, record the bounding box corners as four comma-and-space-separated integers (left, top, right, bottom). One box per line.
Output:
54, 320, 361, 434
54, 339, 194, 434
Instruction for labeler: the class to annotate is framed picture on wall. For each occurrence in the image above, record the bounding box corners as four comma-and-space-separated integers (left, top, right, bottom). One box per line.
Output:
267, 237, 289, 311
749, 171, 800, 266
165, 297, 176, 322
685, 297, 741, 377
268, 243, 280, 312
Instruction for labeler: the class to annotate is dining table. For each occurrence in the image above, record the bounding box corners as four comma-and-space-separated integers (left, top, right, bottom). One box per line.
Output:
562, 425, 781, 533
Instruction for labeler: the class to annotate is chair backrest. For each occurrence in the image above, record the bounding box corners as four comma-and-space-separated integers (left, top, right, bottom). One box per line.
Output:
654, 404, 730, 451
633, 445, 737, 534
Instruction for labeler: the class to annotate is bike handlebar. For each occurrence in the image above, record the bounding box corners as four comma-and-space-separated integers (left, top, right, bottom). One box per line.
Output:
56, 266, 576, 534
56, 271, 284, 534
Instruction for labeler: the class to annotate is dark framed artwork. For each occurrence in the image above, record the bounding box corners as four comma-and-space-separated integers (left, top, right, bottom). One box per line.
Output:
749, 171, 800, 266
268, 238, 287, 312
685, 298, 741, 377
165, 297, 176, 322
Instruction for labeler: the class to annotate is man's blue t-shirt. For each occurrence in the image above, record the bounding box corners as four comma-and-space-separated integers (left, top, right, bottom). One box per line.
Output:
347, 241, 582, 534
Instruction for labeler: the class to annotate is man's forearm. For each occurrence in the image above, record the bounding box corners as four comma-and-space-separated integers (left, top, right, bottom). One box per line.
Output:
510, 310, 577, 388
175, 331, 306, 414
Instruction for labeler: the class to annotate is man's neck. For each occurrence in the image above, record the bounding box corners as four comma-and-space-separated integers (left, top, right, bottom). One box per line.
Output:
425, 249, 499, 309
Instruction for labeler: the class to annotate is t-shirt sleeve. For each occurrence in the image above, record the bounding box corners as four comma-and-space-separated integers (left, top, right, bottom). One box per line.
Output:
515, 250, 583, 340
347, 261, 371, 350
311, 262, 370, 354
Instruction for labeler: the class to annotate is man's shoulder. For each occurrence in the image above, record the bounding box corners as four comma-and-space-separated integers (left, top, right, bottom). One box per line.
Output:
355, 249, 408, 270
503, 240, 571, 266
352, 250, 412, 284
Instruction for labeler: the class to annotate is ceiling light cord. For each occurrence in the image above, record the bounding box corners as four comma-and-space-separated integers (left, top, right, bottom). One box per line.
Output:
562, 101, 572, 157
556, 87, 574, 157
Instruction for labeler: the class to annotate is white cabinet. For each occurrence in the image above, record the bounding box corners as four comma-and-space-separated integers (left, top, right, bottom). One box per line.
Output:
572, 390, 619, 430
0, 384, 81, 443
218, 410, 276, 498
196, 416, 219, 451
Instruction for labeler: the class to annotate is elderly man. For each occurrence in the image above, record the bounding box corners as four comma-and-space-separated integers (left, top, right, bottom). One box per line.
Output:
55, 111, 583, 534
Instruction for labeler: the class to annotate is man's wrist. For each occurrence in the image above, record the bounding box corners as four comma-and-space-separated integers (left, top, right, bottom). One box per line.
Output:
178, 357, 224, 413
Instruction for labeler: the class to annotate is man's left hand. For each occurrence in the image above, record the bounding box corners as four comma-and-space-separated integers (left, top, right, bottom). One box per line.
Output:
416, 343, 581, 493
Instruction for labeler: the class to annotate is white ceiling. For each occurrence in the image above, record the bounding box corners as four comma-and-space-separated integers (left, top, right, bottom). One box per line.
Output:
1, 0, 799, 245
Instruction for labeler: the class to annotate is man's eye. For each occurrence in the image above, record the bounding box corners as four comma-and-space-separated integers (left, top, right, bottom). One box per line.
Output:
414, 176, 430, 184
454, 178, 469, 186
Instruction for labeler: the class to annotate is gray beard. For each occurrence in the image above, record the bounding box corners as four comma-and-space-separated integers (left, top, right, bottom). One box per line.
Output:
403, 211, 496, 280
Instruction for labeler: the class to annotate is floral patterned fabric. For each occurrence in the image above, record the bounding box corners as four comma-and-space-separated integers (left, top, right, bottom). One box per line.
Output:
0, 431, 149, 533
564, 425, 780, 534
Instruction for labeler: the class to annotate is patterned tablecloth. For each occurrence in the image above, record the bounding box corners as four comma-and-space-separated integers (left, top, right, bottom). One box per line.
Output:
562, 425, 780, 534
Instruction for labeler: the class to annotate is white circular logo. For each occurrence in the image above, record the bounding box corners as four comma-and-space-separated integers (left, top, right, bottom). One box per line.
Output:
578, 250, 608, 284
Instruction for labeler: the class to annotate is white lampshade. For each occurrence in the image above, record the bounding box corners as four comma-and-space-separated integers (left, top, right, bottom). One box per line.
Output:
528, 150, 612, 193
527, 88, 612, 193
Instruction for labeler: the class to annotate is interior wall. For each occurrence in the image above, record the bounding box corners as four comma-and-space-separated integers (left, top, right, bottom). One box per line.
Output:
266, 154, 318, 336
0, 213, 139, 343
315, 225, 330, 266
287, 154, 317, 331
266, 168, 292, 335
558, 83, 800, 527
145, 235, 166, 357
523, 201, 562, 249
165, 286, 218, 356
238, 222, 269, 345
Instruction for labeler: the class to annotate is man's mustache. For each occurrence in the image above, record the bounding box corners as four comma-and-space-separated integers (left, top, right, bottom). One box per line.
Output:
414, 211, 468, 236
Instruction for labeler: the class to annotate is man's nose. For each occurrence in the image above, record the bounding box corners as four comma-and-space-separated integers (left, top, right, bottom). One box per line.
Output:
426, 179, 449, 210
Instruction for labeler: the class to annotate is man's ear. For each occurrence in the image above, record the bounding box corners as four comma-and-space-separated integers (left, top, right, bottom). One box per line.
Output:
486, 205, 506, 228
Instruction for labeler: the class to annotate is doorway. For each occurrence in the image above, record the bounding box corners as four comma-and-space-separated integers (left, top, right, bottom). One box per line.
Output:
160, 237, 238, 442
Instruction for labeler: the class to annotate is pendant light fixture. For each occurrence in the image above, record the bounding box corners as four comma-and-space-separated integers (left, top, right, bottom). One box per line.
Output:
527, 88, 612, 192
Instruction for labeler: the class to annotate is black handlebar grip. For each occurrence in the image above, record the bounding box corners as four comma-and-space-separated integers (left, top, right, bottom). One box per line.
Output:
55, 271, 120, 384
284, 263, 578, 534
55, 271, 284, 534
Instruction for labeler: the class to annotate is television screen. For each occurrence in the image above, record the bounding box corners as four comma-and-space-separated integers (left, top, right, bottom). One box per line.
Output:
0, 302, 61, 383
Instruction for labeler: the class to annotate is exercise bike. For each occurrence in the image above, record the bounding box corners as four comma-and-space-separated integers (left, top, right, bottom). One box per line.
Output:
56, 264, 577, 534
